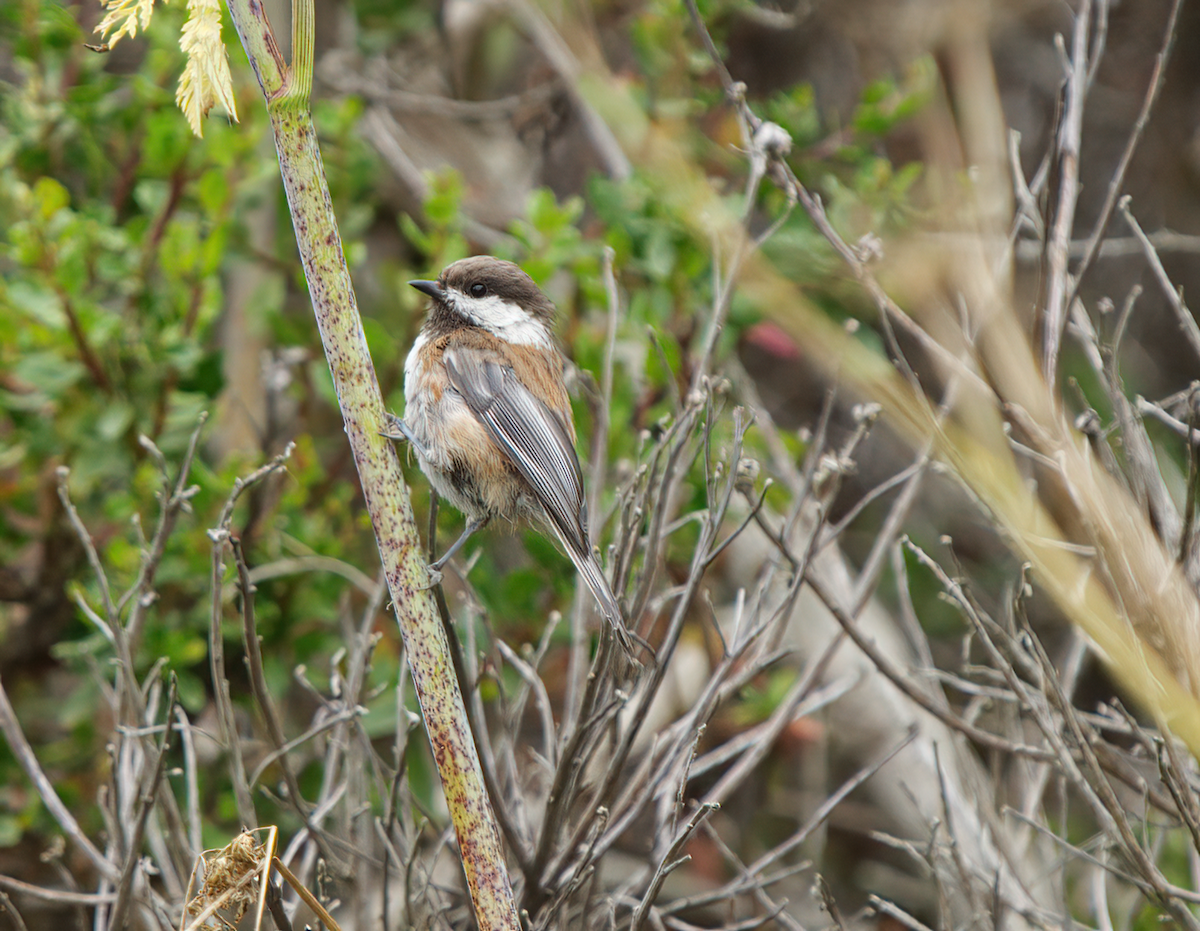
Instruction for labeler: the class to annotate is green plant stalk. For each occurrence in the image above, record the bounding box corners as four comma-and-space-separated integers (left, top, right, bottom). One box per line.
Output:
221, 2, 519, 928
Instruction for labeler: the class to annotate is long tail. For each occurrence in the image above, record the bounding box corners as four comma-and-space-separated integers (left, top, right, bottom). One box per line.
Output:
564, 543, 638, 658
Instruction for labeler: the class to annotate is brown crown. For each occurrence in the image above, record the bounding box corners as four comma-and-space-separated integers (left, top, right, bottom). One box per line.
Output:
439, 256, 558, 322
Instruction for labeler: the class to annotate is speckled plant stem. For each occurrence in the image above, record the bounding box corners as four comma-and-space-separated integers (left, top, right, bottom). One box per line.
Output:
222, 2, 519, 928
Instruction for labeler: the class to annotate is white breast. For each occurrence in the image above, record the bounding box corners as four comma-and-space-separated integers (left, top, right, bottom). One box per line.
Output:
404, 329, 429, 382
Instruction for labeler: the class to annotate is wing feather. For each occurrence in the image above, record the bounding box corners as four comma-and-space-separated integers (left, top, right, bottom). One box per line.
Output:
444, 348, 589, 553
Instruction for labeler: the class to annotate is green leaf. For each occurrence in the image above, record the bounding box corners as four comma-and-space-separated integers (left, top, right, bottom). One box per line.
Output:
142, 109, 190, 175
13, 350, 85, 396
33, 176, 70, 219
643, 226, 677, 281
95, 399, 135, 441
0, 816, 24, 848
398, 211, 429, 252
7, 280, 65, 328
133, 178, 170, 216
423, 169, 464, 227
197, 167, 229, 214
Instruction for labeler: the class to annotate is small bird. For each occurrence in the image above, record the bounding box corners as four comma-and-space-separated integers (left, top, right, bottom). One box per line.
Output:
386, 256, 635, 655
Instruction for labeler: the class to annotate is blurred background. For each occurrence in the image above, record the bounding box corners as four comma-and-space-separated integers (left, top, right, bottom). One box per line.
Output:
2, 0, 1200, 928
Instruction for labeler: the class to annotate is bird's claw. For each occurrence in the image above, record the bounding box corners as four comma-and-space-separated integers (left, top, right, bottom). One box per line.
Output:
379, 412, 406, 441
381, 414, 428, 456
419, 564, 444, 589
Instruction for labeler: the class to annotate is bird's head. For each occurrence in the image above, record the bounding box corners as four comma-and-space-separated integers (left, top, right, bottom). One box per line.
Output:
410, 256, 558, 346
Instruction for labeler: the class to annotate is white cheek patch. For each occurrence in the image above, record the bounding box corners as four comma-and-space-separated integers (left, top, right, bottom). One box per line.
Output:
450, 291, 553, 347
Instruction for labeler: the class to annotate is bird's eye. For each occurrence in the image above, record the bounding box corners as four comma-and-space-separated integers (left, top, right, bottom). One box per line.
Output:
469, 282, 487, 298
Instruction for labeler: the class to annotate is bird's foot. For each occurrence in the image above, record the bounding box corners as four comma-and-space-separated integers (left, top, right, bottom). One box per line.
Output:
419, 564, 444, 590
381, 414, 426, 455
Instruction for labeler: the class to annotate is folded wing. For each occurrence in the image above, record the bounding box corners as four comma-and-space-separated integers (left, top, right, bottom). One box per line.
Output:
443, 347, 589, 554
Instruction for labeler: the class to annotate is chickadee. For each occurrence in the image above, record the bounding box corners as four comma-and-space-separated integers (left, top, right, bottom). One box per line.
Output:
385, 256, 635, 655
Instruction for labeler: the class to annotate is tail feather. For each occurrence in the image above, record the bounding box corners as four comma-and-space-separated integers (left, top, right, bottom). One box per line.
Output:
564, 543, 638, 658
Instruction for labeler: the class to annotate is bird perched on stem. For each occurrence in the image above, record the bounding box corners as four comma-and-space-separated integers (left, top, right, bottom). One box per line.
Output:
385, 255, 636, 657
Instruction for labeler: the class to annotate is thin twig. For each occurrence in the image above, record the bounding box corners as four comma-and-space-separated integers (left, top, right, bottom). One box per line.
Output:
123, 418, 208, 650
868, 895, 938, 931
628, 802, 718, 931
231, 537, 311, 825
1138, 397, 1200, 446
1041, 0, 1091, 388
1070, 0, 1184, 296
108, 678, 176, 931
0, 875, 114, 905
0, 678, 118, 882
1119, 197, 1200, 363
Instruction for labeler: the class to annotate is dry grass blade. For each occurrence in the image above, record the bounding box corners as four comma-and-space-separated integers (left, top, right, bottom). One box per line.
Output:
272, 855, 343, 931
